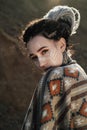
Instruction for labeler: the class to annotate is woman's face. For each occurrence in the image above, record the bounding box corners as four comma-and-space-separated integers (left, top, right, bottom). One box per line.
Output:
27, 35, 66, 72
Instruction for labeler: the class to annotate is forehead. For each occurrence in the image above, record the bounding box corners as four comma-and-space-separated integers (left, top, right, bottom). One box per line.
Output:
27, 35, 55, 53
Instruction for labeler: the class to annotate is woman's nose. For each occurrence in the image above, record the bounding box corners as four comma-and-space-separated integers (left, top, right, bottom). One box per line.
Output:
38, 57, 46, 68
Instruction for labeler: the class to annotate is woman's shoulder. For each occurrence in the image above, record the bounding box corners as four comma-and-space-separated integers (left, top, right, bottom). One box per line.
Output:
46, 66, 63, 81
47, 63, 87, 82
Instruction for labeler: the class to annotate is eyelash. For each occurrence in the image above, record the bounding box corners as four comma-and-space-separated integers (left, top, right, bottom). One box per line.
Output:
41, 49, 48, 55
30, 49, 48, 61
31, 56, 37, 61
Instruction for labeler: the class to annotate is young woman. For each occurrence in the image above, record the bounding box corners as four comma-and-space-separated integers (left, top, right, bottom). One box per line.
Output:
21, 5, 87, 130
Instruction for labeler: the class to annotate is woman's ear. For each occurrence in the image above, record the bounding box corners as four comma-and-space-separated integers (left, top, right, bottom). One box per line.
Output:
57, 38, 66, 52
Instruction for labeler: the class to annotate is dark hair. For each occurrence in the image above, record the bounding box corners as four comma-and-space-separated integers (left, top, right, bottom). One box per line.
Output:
22, 18, 72, 48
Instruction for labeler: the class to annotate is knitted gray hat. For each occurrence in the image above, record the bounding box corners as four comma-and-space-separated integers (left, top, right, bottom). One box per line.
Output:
43, 5, 80, 35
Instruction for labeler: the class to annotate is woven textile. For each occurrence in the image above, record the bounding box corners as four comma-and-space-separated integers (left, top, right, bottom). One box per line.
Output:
22, 62, 87, 130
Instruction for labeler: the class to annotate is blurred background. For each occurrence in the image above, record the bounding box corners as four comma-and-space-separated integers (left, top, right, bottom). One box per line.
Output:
0, 0, 87, 129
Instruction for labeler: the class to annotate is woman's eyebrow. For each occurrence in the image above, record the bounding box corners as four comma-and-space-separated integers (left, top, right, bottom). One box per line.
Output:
37, 46, 47, 52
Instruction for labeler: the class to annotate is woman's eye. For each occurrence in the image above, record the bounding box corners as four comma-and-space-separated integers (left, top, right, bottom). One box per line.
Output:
42, 50, 48, 55
31, 56, 37, 61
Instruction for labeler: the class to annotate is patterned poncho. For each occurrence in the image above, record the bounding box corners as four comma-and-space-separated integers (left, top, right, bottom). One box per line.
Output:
21, 60, 87, 130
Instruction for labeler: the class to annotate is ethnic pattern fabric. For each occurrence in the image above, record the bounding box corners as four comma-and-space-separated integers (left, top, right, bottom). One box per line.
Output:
21, 63, 87, 130
41, 102, 53, 124
48, 79, 63, 97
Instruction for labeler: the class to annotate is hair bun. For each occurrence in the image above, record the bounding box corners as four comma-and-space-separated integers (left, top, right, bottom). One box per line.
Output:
43, 5, 80, 35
